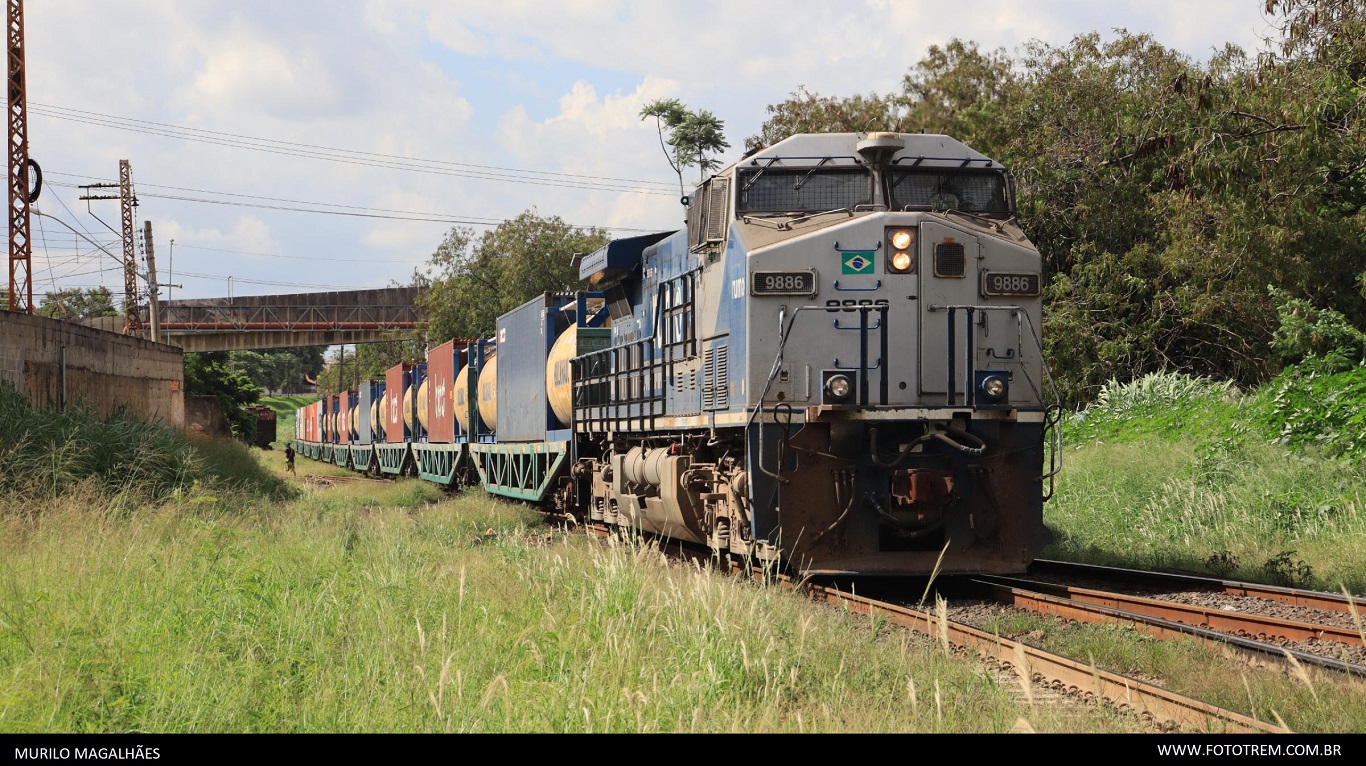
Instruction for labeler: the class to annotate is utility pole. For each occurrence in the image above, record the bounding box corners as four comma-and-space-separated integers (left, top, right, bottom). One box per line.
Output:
118, 160, 141, 336
7, 0, 33, 314
143, 220, 161, 343
79, 160, 142, 337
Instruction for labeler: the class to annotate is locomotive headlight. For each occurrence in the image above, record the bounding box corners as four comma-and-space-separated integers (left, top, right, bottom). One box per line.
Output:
826, 374, 852, 401
980, 374, 1007, 401
886, 228, 916, 273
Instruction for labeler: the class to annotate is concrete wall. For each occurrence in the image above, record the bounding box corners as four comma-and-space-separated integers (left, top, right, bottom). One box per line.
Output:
185, 395, 230, 439
0, 312, 185, 427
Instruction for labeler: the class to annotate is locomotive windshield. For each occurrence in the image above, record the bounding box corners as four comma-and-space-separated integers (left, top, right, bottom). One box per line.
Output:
737, 167, 872, 213
885, 168, 1011, 216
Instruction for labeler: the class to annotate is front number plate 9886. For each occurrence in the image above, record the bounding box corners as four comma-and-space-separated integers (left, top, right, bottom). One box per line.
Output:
752, 270, 817, 296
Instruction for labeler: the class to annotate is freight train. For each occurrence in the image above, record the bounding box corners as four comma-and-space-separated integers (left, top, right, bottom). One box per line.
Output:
295, 132, 1061, 577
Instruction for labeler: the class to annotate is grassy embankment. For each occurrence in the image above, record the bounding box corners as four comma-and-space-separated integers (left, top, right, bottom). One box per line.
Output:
259, 394, 314, 451
1043, 367, 1366, 593
1, 383, 1146, 733
4, 376, 1365, 733
1000, 367, 1366, 733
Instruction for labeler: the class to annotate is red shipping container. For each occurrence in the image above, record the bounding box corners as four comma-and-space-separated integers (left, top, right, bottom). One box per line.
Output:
385, 363, 409, 443
426, 341, 457, 443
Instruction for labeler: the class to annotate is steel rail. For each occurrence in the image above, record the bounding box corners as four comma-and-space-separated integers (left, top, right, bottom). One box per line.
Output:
1032, 560, 1362, 615
974, 579, 1366, 679
984, 575, 1365, 649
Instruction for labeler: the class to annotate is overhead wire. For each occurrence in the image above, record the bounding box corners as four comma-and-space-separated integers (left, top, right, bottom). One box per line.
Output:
43, 174, 662, 233
171, 243, 422, 264
171, 270, 383, 291
32, 101, 676, 188
27, 103, 686, 297
31, 103, 675, 196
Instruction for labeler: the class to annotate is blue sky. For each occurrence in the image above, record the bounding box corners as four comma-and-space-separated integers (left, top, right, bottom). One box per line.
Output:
19, 0, 1277, 304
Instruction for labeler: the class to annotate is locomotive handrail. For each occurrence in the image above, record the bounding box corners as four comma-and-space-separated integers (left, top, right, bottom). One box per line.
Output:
832, 317, 881, 330
833, 358, 882, 371
832, 240, 882, 252
891, 155, 996, 167
933, 303, 1063, 496
832, 279, 881, 291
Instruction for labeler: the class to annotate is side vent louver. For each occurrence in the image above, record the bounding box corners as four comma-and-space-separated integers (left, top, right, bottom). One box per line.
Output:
703, 344, 729, 411
934, 242, 966, 278
705, 178, 729, 244
689, 178, 731, 252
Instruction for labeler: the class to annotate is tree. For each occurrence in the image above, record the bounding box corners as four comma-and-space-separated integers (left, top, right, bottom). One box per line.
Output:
746, 87, 905, 153
898, 40, 1017, 152
38, 287, 118, 319
1267, 0, 1366, 66
184, 351, 262, 440
227, 346, 326, 395
313, 336, 426, 395
419, 210, 611, 343
640, 99, 731, 194
745, 41, 1015, 153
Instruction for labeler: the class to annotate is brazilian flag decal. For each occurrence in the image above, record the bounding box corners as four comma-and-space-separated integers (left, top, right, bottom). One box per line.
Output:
842, 251, 876, 275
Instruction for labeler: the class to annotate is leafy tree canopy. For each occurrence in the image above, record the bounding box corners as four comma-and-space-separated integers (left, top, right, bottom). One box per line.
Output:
185, 352, 262, 439
419, 209, 611, 343
749, 14, 1366, 403
38, 287, 118, 319
228, 346, 326, 395
314, 336, 426, 395
640, 98, 731, 193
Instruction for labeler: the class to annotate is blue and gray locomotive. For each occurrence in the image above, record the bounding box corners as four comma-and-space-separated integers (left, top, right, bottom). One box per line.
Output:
299, 131, 1059, 577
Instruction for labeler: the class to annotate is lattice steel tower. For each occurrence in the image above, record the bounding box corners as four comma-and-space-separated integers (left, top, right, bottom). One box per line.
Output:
7, 0, 32, 313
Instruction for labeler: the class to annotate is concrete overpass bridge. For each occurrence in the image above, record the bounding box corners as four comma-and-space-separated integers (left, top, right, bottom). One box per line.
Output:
81, 287, 424, 352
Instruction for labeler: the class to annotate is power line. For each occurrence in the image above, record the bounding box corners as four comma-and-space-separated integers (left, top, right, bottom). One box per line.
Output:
172, 269, 386, 291
31, 103, 675, 196
172, 243, 423, 264
33, 101, 675, 188
44, 173, 662, 233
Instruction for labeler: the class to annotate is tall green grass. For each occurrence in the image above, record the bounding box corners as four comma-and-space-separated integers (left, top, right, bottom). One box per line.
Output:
258, 395, 316, 415
1260, 364, 1366, 462
0, 382, 199, 503
0, 489, 1145, 733
1048, 371, 1366, 591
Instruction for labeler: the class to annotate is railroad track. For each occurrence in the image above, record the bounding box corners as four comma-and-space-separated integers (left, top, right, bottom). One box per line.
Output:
1029, 559, 1364, 617
582, 522, 1286, 733
972, 576, 1366, 678
972, 560, 1366, 674
800, 582, 1284, 733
